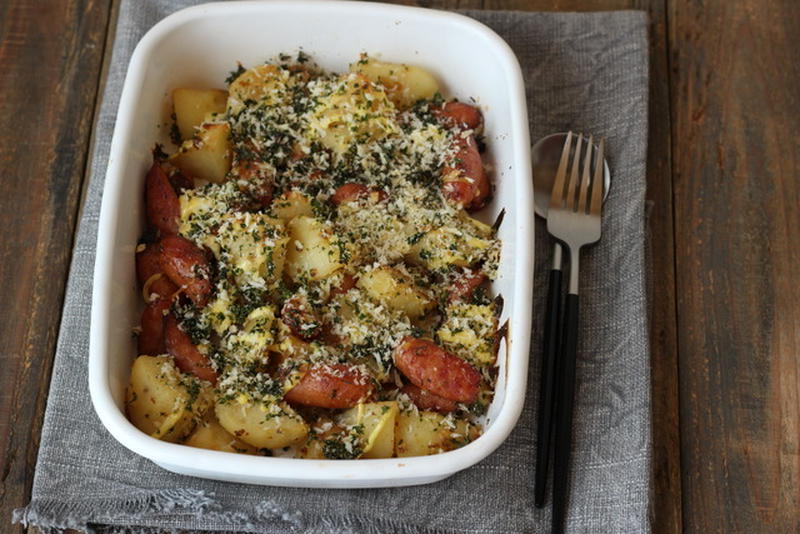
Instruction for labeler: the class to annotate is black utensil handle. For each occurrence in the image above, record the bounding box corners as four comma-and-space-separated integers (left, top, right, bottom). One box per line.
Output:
534, 268, 563, 507
552, 293, 580, 534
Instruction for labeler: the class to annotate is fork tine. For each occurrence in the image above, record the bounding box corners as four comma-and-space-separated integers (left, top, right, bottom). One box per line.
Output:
590, 138, 605, 215
578, 135, 593, 213
549, 131, 573, 209
565, 133, 583, 212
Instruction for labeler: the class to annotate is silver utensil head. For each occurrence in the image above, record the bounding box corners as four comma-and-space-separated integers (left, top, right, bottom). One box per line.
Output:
532, 132, 611, 218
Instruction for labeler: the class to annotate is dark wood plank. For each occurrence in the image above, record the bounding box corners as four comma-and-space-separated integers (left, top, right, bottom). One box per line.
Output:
639, 2, 682, 534
389, 0, 484, 8
404, 1, 682, 533
0, 0, 113, 531
669, 0, 800, 532
471, 0, 643, 10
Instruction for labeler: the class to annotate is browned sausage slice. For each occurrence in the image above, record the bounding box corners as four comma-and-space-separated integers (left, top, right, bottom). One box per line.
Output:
394, 337, 481, 403
331, 183, 387, 205
164, 313, 217, 384
328, 273, 358, 300
281, 293, 323, 341
434, 101, 483, 131
284, 363, 374, 409
145, 162, 179, 236
138, 298, 170, 356
235, 159, 274, 209
159, 235, 213, 307
448, 269, 487, 304
168, 171, 194, 193
441, 135, 489, 211
136, 244, 178, 301
401, 383, 459, 413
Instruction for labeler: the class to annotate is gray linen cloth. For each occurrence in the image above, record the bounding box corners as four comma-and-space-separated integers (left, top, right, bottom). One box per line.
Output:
14, 2, 651, 533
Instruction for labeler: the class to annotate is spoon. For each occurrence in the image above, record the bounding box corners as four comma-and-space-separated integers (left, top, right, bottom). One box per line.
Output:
531, 132, 610, 507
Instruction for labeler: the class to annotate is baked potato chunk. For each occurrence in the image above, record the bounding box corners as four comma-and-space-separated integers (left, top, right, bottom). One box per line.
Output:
285, 215, 344, 282
126, 355, 211, 442
395, 410, 477, 457
213, 212, 288, 289
215, 399, 308, 449
337, 401, 399, 459
271, 191, 313, 223
438, 303, 498, 367
357, 266, 435, 319
227, 63, 298, 114
407, 226, 493, 271
172, 88, 228, 140
308, 73, 398, 154
184, 417, 259, 454
350, 57, 439, 110
295, 419, 342, 459
225, 306, 277, 363
170, 123, 232, 183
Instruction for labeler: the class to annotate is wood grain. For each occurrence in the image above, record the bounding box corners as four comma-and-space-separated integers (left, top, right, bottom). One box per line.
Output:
638, 2, 683, 533
0, 0, 113, 531
669, 0, 800, 532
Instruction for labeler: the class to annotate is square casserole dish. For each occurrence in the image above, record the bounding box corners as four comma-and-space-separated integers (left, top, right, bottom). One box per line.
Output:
89, 0, 533, 488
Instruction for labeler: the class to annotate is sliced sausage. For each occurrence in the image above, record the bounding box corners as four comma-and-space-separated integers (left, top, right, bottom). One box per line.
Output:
138, 298, 171, 356
145, 162, 179, 236
164, 313, 217, 384
328, 272, 358, 300
168, 171, 194, 193
448, 269, 487, 304
331, 183, 386, 205
401, 383, 459, 413
284, 363, 374, 409
159, 235, 213, 307
441, 135, 489, 211
434, 101, 483, 131
393, 337, 480, 403
235, 159, 274, 209
136, 243, 178, 301
281, 293, 323, 341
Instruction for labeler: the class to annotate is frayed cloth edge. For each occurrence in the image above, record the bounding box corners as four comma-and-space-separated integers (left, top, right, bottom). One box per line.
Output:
12, 489, 302, 534
12, 489, 484, 534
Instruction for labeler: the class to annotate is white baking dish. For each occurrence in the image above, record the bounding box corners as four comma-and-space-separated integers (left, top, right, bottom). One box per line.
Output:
89, 0, 533, 488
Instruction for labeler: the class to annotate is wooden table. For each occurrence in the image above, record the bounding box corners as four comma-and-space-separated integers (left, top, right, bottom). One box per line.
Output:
1, 1, 797, 532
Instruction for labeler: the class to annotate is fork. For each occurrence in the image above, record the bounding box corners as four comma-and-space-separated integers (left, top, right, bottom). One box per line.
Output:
546, 131, 605, 534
